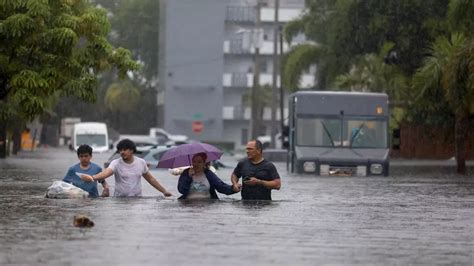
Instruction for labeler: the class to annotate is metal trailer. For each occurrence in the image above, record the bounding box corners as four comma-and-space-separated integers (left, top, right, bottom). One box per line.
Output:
288, 91, 390, 176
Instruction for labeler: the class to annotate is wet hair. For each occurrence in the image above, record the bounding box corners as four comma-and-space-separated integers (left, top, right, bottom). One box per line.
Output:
192, 152, 208, 162
77, 144, 93, 156
193, 153, 209, 169
73, 214, 94, 228
250, 139, 263, 152
116, 138, 137, 153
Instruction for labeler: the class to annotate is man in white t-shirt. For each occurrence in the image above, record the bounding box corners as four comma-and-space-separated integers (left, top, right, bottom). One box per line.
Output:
80, 139, 172, 197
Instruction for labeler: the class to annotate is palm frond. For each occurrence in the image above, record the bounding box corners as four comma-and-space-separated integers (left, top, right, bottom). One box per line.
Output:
282, 44, 323, 91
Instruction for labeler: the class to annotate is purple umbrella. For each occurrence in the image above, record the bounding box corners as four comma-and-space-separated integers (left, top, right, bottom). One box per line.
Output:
156, 142, 223, 169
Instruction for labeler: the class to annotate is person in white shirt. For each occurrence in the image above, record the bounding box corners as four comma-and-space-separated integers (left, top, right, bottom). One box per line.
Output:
80, 139, 172, 197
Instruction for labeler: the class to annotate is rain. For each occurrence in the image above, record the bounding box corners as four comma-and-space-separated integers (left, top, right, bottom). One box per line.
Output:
1, 0, 474, 265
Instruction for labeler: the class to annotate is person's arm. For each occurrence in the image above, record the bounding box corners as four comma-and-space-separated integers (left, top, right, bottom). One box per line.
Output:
245, 177, 281, 190
100, 180, 110, 197
63, 167, 74, 183
244, 162, 281, 189
177, 170, 192, 196
230, 173, 242, 192
208, 171, 237, 195
230, 161, 243, 191
143, 171, 172, 197
80, 168, 113, 182
94, 165, 110, 197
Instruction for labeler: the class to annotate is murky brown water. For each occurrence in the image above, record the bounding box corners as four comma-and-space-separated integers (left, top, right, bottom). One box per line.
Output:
1, 147, 474, 265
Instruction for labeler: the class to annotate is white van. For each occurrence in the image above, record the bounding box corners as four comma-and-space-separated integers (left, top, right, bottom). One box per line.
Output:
71, 122, 109, 153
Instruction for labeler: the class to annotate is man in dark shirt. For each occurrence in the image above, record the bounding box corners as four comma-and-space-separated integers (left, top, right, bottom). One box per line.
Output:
231, 139, 281, 200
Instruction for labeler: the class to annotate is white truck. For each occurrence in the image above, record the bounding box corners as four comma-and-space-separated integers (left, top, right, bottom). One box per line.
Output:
149, 127, 188, 145
70, 122, 110, 153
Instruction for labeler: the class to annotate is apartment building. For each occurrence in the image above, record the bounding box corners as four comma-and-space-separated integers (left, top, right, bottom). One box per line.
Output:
158, 0, 315, 149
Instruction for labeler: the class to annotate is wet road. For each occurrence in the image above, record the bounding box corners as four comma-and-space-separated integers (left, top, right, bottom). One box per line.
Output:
1, 147, 474, 265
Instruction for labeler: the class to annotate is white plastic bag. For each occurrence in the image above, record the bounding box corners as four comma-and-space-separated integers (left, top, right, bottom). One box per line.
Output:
168, 165, 216, 176
168, 166, 190, 176
45, 181, 89, 199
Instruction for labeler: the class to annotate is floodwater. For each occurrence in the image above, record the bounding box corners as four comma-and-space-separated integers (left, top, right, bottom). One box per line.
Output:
1, 147, 474, 265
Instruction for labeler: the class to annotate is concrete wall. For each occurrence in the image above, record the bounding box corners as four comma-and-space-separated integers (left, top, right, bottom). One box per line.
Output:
159, 0, 308, 149
159, 0, 225, 141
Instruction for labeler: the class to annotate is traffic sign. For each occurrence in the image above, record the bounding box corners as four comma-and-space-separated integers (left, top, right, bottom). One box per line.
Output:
192, 121, 203, 133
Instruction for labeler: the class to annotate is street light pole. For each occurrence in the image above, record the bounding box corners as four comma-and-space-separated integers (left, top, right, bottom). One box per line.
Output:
279, 25, 285, 140
270, 0, 279, 148
250, 1, 261, 140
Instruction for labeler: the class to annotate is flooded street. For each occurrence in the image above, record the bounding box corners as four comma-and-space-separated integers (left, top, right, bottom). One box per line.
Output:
1, 148, 474, 265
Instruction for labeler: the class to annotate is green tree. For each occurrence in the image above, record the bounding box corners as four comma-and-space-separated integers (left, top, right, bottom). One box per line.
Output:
104, 0, 160, 133
442, 40, 474, 174
53, 0, 160, 135
334, 43, 409, 100
105, 81, 140, 113
104, 80, 143, 133
108, 0, 159, 84
281, 44, 326, 91
0, 0, 139, 158
283, 0, 449, 90
243, 84, 273, 136
410, 0, 474, 174
412, 33, 472, 174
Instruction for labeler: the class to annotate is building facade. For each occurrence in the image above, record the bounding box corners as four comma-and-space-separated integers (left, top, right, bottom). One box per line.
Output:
159, 0, 315, 149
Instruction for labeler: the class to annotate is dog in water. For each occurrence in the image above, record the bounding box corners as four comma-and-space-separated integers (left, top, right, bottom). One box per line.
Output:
73, 214, 94, 228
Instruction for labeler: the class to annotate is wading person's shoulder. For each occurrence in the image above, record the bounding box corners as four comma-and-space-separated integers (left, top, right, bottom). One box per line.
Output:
90, 162, 102, 170
262, 159, 276, 167
133, 156, 147, 163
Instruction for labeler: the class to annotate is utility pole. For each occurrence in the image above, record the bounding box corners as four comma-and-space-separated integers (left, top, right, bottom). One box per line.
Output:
250, 1, 261, 139
279, 25, 285, 141
270, 0, 279, 148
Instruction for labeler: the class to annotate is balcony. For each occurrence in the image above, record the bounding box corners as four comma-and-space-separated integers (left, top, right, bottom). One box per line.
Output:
223, 105, 250, 120
225, 6, 256, 23
222, 105, 289, 121
223, 39, 250, 54
223, 72, 315, 88
260, 7, 304, 23
230, 73, 248, 87
223, 40, 291, 55
225, 6, 304, 24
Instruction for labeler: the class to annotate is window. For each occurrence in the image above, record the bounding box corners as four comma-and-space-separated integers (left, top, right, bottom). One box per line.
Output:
296, 116, 387, 148
76, 134, 106, 146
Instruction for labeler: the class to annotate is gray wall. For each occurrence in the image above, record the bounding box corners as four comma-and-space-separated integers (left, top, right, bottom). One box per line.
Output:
159, 0, 225, 141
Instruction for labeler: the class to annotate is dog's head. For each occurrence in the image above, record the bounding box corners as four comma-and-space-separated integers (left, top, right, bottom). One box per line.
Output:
73, 214, 94, 228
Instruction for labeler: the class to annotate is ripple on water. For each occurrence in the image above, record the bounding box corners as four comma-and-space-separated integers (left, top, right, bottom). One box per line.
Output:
1, 148, 474, 265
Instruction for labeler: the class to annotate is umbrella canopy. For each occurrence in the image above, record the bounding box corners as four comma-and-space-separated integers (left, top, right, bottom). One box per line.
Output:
156, 142, 223, 169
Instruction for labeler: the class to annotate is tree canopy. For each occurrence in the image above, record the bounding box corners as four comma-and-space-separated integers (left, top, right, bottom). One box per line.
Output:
0, 0, 139, 121
108, 0, 159, 84
284, 0, 449, 90
0, 0, 139, 157
51, 0, 160, 135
